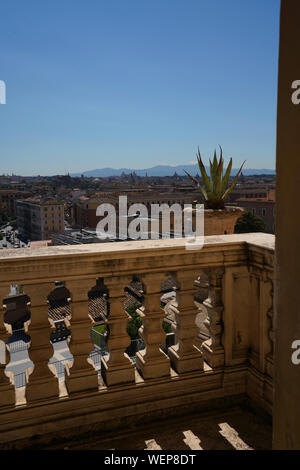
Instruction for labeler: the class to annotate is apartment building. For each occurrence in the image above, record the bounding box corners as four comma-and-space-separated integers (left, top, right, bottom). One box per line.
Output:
17, 198, 65, 241
235, 191, 276, 233
228, 186, 275, 203
72, 191, 197, 229
0, 190, 32, 217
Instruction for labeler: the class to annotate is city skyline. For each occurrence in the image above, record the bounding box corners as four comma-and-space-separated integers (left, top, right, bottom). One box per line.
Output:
0, 0, 280, 175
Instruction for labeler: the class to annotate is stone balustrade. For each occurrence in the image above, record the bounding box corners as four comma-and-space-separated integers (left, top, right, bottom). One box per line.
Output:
0, 233, 274, 447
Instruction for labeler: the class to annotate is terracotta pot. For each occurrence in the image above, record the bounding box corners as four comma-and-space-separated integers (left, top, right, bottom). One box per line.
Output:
188, 205, 244, 236
203, 206, 245, 235
165, 205, 245, 238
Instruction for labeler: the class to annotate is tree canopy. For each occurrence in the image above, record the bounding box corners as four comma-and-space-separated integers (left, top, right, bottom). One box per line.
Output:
234, 210, 266, 233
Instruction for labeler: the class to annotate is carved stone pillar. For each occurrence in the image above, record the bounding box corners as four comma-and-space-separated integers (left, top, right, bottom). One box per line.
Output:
1, 286, 35, 406
135, 273, 170, 380
22, 283, 58, 403
193, 275, 210, 349
65, 279, 99, 394
261, 270, 274, 378
249, 266, 274, 377
202, 267, 225, 368
261, 270, 274, 409
168, 270, 203, 374
0, 324, 15, 407
266, 279, 274, 378
0, 285, 13, 406
101, 277, 135, 386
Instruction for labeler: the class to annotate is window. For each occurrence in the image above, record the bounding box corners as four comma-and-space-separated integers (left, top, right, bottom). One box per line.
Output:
252, 208, 256, 215
262, 208, 266, 217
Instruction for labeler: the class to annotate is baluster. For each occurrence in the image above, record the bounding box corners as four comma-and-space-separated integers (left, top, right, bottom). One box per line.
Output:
168, 270, 203, 374
266, 275, 274, 378
65, 279, 99, 394
46, 282, 74, 398
202, 267, 225, 368
87, 278, 109, 386
193, 274, 210, 349
261, 270, 274, 406
261, 271, 274, 378
248, 266, 274, 377
0, 318, 15, 407
2, 285, 34, 405
124, 276, 145, 361
101, 276, 135, 386
135, 273, 170, 380
26, 282, 66, 402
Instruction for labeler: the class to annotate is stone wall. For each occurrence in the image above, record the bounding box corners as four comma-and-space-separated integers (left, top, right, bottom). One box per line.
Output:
0, 234, 274, 447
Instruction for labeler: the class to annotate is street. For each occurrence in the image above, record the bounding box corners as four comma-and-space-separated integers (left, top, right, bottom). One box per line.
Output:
0, 224, 30, 250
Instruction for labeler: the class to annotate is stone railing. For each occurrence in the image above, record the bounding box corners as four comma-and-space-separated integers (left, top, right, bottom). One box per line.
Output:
0, 233, 274, 447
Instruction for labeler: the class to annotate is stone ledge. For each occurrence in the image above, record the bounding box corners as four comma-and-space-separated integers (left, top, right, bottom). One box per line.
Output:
0, 233, 274, 261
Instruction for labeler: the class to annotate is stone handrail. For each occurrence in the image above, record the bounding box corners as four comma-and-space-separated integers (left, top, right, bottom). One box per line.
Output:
0, 233, 274, 447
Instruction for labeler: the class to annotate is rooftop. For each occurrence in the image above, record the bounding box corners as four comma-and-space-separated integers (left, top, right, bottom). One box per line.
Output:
16, 198, 64, 206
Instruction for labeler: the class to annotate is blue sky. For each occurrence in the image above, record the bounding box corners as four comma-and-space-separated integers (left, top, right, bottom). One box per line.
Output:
0, 0, 280, 175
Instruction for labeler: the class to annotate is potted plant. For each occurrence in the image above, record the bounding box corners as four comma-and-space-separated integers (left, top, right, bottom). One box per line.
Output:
184, 146, 245, 235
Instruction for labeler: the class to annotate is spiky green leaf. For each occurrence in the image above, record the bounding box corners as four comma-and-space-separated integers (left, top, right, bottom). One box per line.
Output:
215, 146, 224, 198
196, 149, 212, 194
221, 158, 233, 194
222, 160, 246, 201
184, 146, 245, 207
184, 170, 208, 200
210, 149, 218, 192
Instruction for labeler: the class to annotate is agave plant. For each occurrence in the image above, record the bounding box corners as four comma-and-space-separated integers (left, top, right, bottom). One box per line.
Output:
184, 146, 245, 210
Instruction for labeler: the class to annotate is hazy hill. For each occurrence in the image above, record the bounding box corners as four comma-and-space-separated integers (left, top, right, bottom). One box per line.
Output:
71, 164, 275, 178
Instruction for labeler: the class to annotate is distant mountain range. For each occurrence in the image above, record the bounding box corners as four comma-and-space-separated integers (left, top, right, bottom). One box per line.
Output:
71, 164, 275, 178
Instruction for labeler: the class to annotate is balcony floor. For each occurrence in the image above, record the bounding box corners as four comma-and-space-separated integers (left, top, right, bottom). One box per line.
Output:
46, 406, 272, 451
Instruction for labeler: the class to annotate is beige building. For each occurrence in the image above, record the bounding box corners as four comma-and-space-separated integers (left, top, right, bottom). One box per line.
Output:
236, 198, 275, 233
17, 199, 64, 241
72, 191, 197, 229
0, 190, 32, 218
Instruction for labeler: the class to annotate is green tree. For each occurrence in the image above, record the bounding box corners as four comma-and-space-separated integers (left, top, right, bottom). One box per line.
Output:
126, 303, 139, 316
162, 320, 172, 334
126, 302, 143, 340
234, 211, 266, 234
126, 313, 143, 340
0, 233, 3, 241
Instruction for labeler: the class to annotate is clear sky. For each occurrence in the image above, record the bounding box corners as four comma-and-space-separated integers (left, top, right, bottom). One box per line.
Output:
0, 0, 280, 176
